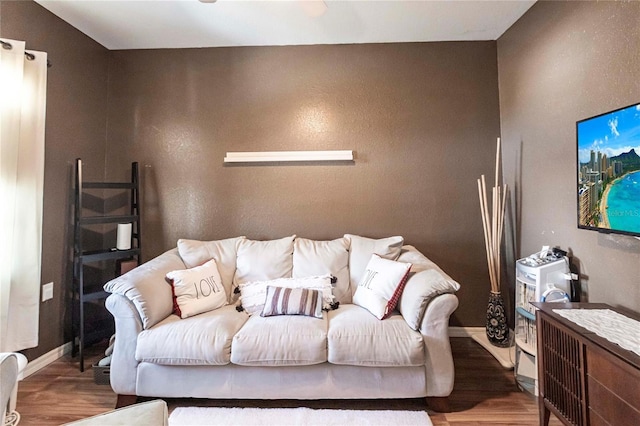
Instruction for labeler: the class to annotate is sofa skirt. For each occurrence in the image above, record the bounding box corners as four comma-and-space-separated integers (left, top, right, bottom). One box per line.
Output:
136, 362, 429, 399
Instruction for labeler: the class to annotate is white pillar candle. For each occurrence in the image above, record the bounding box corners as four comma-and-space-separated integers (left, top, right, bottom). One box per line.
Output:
116, 223, 132, 250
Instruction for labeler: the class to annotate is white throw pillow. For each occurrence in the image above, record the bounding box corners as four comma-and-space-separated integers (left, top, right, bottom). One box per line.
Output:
344, 234, 404, 294
239, 275, 335, 316
233, 236, 296, 290
292, 237, 350, 304
177, 237, 245, 302
165, 259, 228, 319
352, 254, 412, 320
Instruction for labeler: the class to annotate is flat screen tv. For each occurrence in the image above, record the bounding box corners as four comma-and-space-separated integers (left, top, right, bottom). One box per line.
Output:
577, 102, 640, 238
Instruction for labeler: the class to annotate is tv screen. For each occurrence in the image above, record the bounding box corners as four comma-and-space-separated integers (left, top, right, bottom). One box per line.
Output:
577, 103, 640, 237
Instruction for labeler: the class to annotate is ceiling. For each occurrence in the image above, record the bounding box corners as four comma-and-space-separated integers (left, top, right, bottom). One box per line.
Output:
35, 0, 536, 50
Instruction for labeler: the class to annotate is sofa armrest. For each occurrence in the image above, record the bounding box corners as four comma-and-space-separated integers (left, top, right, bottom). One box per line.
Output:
0, 353, 18, 420
105, 294, 143, 396
420, 293, 459, 397
104, 248, 184, 329
397, 246, 460, 330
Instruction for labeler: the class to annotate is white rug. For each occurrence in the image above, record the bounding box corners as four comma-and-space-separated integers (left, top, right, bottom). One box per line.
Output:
168, 406, 433, 426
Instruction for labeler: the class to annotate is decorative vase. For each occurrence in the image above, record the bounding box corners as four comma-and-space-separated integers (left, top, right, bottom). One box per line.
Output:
486, 291, 509, 347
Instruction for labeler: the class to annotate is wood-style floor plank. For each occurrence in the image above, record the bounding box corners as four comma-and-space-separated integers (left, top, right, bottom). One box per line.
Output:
15, 338, 562, 425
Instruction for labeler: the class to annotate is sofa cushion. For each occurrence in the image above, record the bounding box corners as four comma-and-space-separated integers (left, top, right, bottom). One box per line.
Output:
177, 237, 245, 301
327, 304, 424, 367
165, 259, 227, 319
396, 246, 461, 330
344, 234, 404, 295
239, 275, 335, 316
136, 305, 247, 365
292, 237, 351, 304
233, 236, 295, 290
231, 313, 328, 366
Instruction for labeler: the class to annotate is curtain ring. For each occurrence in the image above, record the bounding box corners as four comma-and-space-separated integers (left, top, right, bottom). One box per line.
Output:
1, 41, 51, 67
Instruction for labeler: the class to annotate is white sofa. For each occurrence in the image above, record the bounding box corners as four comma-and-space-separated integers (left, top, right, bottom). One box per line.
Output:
104, 235, 460, 411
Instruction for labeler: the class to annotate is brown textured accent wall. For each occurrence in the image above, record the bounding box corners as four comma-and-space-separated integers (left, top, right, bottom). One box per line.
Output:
105, 42, 501, 327
498, 1, 640, 311
1, 1, 109, 359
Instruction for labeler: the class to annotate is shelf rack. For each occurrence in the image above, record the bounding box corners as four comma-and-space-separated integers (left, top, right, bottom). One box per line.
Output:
72, 159, 141, 372
514, 257, 570, 395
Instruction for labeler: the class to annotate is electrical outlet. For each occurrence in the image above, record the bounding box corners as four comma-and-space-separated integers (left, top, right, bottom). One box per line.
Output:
42, 282, 54, 302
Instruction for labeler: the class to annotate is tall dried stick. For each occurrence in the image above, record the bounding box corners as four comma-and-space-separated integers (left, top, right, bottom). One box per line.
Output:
477, 177, 494, 288
477, 138, 507, 294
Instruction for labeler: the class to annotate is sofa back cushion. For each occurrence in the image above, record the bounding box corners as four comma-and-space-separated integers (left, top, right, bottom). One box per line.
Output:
344, 234, 404, 296
177, 237, 245, 302
292, 237, 351, 304
233, 236, 296, 290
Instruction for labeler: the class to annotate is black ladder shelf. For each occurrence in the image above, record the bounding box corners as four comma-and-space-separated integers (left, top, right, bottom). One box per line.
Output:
72, 159, 142, 372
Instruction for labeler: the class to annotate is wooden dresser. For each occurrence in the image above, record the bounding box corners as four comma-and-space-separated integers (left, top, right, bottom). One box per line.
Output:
533, 302, 640, 426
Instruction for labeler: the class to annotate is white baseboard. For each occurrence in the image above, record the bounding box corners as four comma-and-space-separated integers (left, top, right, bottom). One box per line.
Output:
22, 341, 72, 379
448, 326, 484, 337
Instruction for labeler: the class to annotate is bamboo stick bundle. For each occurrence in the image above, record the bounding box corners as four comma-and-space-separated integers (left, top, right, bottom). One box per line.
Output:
477, 138, 507, 294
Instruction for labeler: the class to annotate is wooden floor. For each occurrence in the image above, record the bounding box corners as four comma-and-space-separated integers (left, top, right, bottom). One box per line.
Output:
16, 338, 563, 425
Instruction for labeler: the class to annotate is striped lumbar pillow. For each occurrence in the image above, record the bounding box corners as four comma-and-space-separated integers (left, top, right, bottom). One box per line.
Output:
238, 275, 334, 315
261, 286, 323, 319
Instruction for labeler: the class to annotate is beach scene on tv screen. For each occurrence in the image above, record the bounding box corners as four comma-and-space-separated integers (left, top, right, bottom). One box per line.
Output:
578, 103, 640, 234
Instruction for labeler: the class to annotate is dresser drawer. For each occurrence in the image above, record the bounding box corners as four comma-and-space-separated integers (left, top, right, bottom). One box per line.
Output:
587, 346, 640, 426
587, 376, 640, 426
587, 346, 640, 408
588, 408, 610, 426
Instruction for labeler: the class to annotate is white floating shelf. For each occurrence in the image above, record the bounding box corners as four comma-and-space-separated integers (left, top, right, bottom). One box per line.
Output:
224, 150, 354, 163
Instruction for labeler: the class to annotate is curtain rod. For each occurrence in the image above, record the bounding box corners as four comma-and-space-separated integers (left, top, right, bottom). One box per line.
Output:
1, 39, 53, 68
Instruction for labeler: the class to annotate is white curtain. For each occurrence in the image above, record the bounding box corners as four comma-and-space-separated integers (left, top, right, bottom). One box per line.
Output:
0, 38, 47, 352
